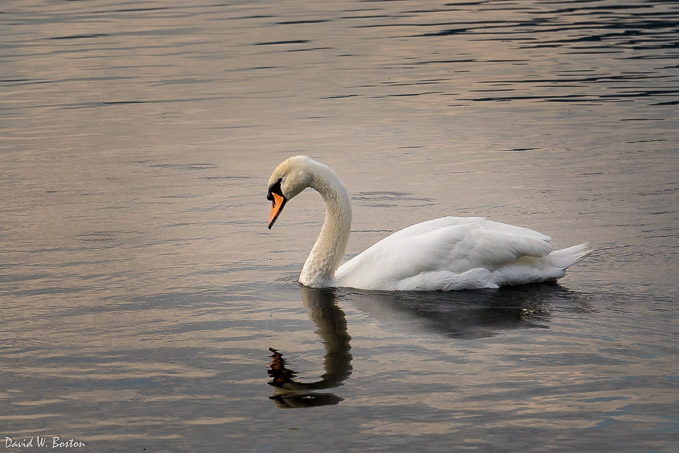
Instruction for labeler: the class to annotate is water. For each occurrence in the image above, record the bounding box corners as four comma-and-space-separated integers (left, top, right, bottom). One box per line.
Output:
1, 0, 678, 451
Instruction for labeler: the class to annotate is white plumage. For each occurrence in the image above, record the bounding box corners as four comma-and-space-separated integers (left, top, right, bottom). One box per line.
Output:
266, 156, 589, 291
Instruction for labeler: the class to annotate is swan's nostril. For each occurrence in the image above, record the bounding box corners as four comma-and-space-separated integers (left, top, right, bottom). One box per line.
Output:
268, 178, 284, 202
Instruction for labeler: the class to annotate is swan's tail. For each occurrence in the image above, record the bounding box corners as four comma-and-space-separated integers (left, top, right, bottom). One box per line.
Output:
547, 243, 591, 269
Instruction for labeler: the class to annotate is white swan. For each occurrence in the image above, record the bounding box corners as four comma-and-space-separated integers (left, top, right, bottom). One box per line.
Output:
267, 155, 589, 291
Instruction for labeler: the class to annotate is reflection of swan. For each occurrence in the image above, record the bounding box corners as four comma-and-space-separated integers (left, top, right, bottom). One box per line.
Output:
267, 156, 590, 291
268, 287, 352, 408
342, 283, 591, 340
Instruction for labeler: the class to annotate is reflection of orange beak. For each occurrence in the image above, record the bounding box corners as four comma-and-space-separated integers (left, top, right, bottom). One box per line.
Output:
268, 193, 286, 229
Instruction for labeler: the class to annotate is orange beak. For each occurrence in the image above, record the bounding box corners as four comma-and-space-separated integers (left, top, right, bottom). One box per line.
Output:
268, 192, 286, 229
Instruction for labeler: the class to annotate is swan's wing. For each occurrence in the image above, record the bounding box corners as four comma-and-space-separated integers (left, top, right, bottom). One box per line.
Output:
459, 218, 553, 266
370, 216, 550, 244
336, 216, 553, 290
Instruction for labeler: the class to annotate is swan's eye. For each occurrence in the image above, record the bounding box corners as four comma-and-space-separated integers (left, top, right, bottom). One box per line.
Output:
267, 178, 283, 201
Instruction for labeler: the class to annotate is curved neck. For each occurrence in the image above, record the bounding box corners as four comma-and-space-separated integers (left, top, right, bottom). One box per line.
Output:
299, 163, 352, 288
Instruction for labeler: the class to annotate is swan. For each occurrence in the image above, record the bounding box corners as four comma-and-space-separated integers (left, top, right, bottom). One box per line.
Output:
266, 155, 590, 291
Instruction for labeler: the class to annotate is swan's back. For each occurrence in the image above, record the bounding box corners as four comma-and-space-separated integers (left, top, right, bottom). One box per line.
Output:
335, 216, 587, 291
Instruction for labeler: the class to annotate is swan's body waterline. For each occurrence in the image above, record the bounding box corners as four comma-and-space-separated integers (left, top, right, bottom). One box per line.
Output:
267, 156, 589, 291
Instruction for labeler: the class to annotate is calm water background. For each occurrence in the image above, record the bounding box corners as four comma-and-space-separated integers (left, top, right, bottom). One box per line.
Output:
1, 0, 678, 451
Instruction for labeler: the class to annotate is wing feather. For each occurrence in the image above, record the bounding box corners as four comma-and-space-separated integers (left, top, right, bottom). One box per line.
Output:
336, 216, 553, 289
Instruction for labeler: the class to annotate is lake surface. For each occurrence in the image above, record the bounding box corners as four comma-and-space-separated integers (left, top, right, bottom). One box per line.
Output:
1, 0, 678, 451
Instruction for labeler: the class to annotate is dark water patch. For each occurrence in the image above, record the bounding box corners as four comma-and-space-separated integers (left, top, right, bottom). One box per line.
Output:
443, 1, 491, 6
253, 40, 310, 46
228, 15, 276, 21
50, 33, 110, 40
536, 29, 646, 45
110, 7, 172, 14
356, 0, 410, 3
501, 147, 541, 152
379, 79, 449, 86
0, 78, 35, 84
462, 87, 679, 104
484, 59, 529, 64
377, 91, 443, 98
600, 89, 679, 100
340, 14, 400, 21
631, 41, 679, 51
355, 19, 509, 31
626, 139, 667, 144
470, 88, 514, 93
286, 46, 334, 53
478, 73, 668, 84
238, 66, 278, 71
211, 125, 261, 130
525, 30, 678, 49
619, 118, 665, 122
536, 4, 651, 15
419, 28, 469, 36
654, 99, 679, 105
461, 94, 601, 103
321, 94, 359, 99
403, 58, 475, 65
102, 100, 146, 106
277, 19, 332, 25
42, 96, 223, 110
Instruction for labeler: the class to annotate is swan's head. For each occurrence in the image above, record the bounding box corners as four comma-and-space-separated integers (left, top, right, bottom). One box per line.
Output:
267, 156, 315, 229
